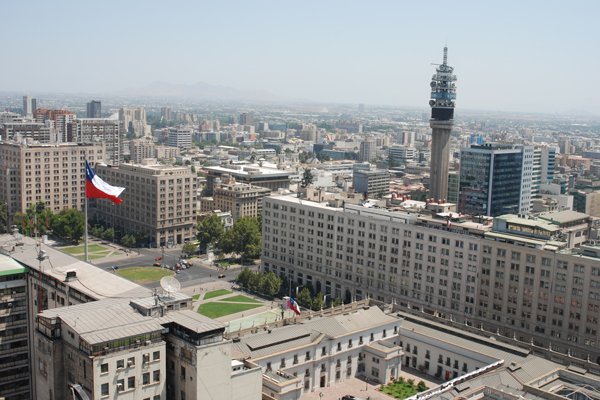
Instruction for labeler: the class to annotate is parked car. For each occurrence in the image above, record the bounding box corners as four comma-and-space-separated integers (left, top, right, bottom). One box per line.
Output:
153, 262, 161, 267
218, 274, 226, 279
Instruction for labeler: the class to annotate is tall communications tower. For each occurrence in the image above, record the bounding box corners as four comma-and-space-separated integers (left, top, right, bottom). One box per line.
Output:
429, 46, 457, 201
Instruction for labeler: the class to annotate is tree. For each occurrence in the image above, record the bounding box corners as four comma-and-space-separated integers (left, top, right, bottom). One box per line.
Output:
417, 381, 428, 392
237, 268, 253, 288
219, 217, 261, 261
260, 271, 281, 297
333, 298, 342, 307
297, 287, 312, 309
311, 292, 324, 311
196, 213, 225, 252
182, 242, 198, 256
300, 168, 314, 188
248, 271, 261, 292
101, 228, 115, 242
121, 234, 136, 248
298, 151, 314, 164
91, 225, 105, 238
51, 209, 84, 243
0, 202, 7, 234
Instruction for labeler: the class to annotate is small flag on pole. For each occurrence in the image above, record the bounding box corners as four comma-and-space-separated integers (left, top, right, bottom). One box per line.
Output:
288, 296, 301, 315
85, 161, 125, 204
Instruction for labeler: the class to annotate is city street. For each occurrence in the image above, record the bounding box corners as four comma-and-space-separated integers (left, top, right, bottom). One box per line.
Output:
90, 244, 257, 289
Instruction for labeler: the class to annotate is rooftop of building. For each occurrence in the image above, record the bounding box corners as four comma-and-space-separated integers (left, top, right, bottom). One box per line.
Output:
0, 234, 150, 300
205, 163, 291, 177
231, 306, 399, 360
538, 209, 590, 225
0, 253, 27, 276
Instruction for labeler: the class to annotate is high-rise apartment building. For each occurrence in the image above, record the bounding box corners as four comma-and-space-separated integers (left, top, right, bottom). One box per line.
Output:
160, 106, 172, 121
22, 96, 35, 117
67, 118, 121, 165
0, 141, 105, 219
358, 139, 376, 162
458, 143, 534, 216
34, 108, 76, 143
86, 100, 101, 118
119, 107, 150, 138
167, 126, 193, 150
238, 112, 254, 126
428, 47, 457, 201
261, 194, 600, 362
91, 161, 196, 247
0, 255, 29, 399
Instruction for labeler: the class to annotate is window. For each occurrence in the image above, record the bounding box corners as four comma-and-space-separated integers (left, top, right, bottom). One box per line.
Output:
117, 359, 124, 369
337, 342, 342, 351
128, 376, 135, 389
181, 366, 186, 380
153, 351, 160, 361
117, 379, 124, 392
143, 372, 150, 385
370, 333, 374, 342
100, 363, 108, 373
101, 383, 109, 396
127, 357, 135, 367
153, 370, 160, 382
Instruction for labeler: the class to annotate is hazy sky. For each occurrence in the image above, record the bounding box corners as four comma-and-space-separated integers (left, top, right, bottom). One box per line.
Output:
2, 1, 599, 114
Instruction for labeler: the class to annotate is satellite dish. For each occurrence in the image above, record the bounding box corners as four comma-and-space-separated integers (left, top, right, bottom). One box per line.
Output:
160, 276, 181, 295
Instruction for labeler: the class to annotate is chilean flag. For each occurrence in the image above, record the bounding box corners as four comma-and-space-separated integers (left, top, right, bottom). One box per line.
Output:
288, 296, 301, 315
85, 161, 125, 204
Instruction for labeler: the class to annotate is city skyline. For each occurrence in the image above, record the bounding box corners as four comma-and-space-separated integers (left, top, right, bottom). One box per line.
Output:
2, 1, 600, 115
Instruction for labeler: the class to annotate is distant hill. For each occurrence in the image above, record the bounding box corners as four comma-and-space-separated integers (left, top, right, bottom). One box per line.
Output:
117, 81, 281, 102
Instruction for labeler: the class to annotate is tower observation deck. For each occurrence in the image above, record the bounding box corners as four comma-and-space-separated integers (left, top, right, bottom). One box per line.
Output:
429, 46, 457, 201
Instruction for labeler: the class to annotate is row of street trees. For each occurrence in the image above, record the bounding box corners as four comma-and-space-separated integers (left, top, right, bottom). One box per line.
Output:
196, 215, 261, 261
237, 269, 281, 297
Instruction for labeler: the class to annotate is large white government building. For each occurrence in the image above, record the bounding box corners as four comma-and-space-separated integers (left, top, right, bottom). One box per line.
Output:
261, 193, 600, 364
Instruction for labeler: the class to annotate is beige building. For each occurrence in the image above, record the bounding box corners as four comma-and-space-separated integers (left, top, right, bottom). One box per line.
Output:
204, 164, 291, 196
129, 139, 181, 163
213, 180, 271, 221
68, 118, 121, 165
0, 122, 53, 143
262, 194, 600, 363
92, 161, 196, 247
0, 141, 105, 219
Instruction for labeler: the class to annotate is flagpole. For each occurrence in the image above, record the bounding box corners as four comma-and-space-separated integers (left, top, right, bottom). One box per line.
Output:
84, 195, 89, 262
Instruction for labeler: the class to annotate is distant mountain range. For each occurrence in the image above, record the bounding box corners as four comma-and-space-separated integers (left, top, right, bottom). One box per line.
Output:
116, 81, 282, 102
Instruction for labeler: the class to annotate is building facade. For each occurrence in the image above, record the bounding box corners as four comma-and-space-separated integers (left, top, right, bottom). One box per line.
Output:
68, 118, 121, 165
352, 169, 390, 197
0, 141, 105, 219
261, 194, 600, 363
168, 126, 193, 150
213, 181, 271, 221
92, 161, 196, 247
459, 143, 532, 216
204, 165, 291, 196
86, 100, 101, 118
0, 255, 29, 399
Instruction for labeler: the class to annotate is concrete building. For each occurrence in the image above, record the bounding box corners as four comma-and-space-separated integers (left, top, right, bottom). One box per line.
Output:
168, 126, 193, 150
119, 107, 150, 138
0, 122, 53, 143
428, 47, 457, 201
447, 171, 459, 204
86, 100, 101, 118
233, 306, 403, 399
388, 145, 416, 167
0, 141, 105, 219
573, 189, 600, 217
358, 139, 376, 162
34, 108, 76, 143
213, 180, 271, 221
261, 194, 600, 362
352, 169, 390, 197
0, 255, 29, 399
67, 118, 121, 165
459, 143, 534, 216
204, 164, 291, 196
22, 96, 36, 117
92, 161, 196, 247
129, 138, 157, 163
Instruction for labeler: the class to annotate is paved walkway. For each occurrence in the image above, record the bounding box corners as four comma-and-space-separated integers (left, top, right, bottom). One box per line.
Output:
299, 377, 393, 400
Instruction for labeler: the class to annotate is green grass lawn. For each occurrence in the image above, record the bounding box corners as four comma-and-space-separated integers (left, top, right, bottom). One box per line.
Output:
220, 295, 261, 304
62, 244, 108, 255
192, 294, 201, 301
116, 267, 174, 284
203, 289, 232, 300
215, 258, 239, 267
198, 302, 261, 318
381, 380, 428, 400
